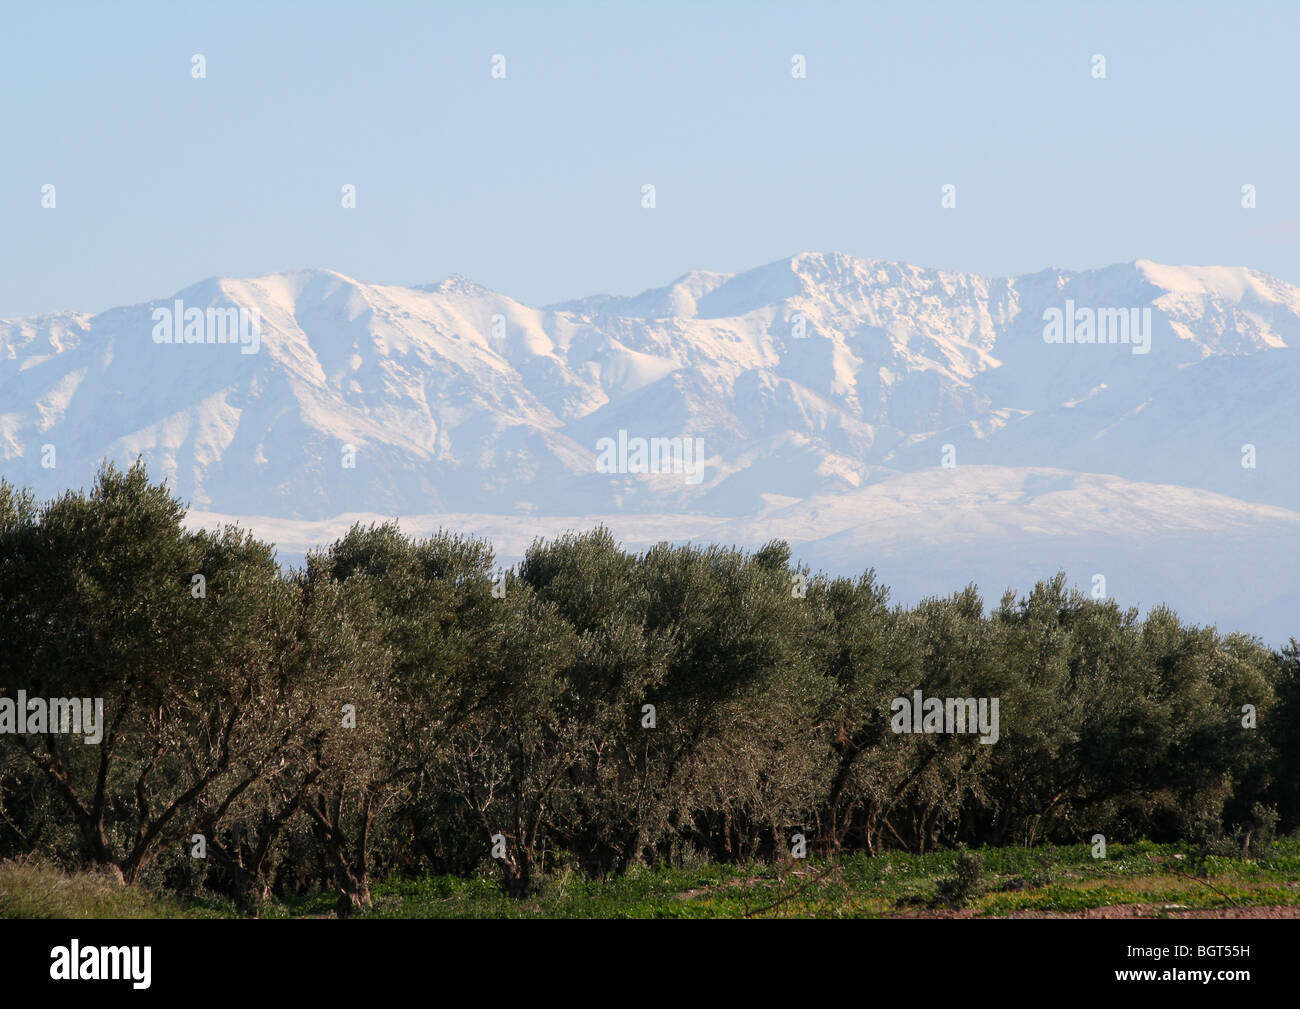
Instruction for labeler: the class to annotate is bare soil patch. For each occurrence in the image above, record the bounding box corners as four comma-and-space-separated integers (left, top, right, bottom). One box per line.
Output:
891, 904, 1300, 919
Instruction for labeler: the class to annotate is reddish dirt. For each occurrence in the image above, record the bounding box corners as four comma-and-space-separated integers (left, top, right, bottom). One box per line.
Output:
891, 904, 1300, 919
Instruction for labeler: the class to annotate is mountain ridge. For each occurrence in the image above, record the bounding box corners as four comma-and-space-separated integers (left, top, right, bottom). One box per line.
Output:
2, 251, 1295, 518
2, 251, 1296, 642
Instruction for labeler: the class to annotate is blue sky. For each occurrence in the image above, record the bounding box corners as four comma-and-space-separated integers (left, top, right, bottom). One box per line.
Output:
3, 0, 1298, 317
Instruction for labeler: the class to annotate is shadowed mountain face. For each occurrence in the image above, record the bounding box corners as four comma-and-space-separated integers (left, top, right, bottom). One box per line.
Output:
3, 252, 1297, 641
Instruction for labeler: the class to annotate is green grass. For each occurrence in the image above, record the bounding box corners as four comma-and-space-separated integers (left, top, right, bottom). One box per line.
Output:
0, 859, 198, 918
4, 840, 1299, 918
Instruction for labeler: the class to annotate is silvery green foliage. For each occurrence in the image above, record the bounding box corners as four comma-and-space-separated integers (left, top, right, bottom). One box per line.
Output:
0, 467, 1293, 908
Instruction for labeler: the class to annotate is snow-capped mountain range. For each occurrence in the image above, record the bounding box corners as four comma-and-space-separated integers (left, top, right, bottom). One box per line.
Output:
2, 252, 1296, 641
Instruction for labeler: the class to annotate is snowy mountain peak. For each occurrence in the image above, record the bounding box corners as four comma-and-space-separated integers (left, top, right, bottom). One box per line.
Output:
418, 274, 494, 299
0, 253, 1295, 525
4, 253, 1299, 640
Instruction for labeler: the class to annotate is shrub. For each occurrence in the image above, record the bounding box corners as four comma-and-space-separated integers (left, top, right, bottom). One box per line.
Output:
934, 844, 984, 908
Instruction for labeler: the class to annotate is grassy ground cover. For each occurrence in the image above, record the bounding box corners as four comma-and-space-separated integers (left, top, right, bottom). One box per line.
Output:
4, 840, 1298, 919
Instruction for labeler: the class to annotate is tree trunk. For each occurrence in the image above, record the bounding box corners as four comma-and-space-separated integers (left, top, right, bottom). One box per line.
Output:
334, 873, 372, 917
